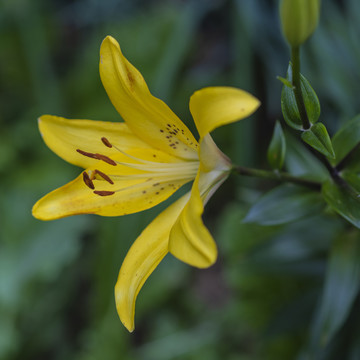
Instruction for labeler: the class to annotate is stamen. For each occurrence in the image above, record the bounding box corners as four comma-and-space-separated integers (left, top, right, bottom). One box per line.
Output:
77, 148, 117, 166
94, 190, 115, 196
76, 149, 98, 159
82, 171, 95, 189
101, 137, 113, 148
94, 154, 117, 166
95, 169, 114, 184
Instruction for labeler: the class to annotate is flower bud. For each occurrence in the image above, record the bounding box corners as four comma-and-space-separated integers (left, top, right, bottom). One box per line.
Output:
280, 0, 321, 47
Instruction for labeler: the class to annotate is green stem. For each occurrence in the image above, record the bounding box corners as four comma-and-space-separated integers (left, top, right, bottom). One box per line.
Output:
233, 165, 321, 191
291, 46, 311, 130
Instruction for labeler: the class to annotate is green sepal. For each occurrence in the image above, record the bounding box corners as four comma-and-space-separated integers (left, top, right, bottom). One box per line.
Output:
281, 63, 321, 130
331, 114, 360, 166
301, 123, 335, 159
243, 184, 324, 226
267, 121, 286, 170
322, 178, 360, 229
276, 76, 293, 89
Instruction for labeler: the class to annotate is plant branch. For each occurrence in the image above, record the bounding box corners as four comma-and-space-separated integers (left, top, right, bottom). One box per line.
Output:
233, 165, 321, 191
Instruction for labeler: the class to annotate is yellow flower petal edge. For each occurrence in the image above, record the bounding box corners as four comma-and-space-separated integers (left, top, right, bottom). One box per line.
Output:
168, 174, 218, 268
38, 115, 152, 168
115, 193, 190, 332
190, 86, 261, 139
99, 36, 198, 160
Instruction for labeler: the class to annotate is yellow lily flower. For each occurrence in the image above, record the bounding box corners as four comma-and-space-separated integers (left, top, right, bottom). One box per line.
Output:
32, 36, 260, 332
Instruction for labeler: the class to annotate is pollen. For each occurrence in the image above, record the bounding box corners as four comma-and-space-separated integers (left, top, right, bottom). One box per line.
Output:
101, 137, 113, 148
76, 149, 98, 159
94, 154, 117, 166
94, 190, 115, 196
95, 169, 114, 184
77, 148, 117, 166
82, 171, 95, 189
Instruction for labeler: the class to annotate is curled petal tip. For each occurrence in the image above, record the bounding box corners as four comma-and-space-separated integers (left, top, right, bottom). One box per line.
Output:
126, 324, 135, 333
102, 35, 116, 44
120, 316, 135, 333
31, 203, 40, 219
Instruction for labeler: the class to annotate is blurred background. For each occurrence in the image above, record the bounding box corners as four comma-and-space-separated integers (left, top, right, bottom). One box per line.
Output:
1, 0, 360, 359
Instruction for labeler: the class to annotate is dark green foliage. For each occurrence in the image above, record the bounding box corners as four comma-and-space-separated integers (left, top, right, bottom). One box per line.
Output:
2, 0, 360, 359
244, 184, 324, 226
322, 178, 360, 229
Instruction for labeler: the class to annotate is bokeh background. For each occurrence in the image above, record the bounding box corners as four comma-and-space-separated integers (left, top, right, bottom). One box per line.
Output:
1, 0, 360, 359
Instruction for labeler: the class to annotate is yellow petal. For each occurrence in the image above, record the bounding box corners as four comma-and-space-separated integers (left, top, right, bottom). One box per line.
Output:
168, 174, 217, 268
38, 115, 151, 168
199, 134, 231, 173
115, 194, 190, 332
32, 152, 193, 219
189, 86, 260, 138
99, 36, 198, 160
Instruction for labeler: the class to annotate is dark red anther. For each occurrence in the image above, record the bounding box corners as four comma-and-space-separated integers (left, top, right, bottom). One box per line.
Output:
82, 171, 95, 189
93, 190, 115, 196
95, 169, 114, 184
101, 137, 113, 148
76, 149, 98, 159
94, 154, 117, 166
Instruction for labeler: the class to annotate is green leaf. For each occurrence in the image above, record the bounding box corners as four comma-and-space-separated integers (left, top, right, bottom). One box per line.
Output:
285, 132, 328, 181
331, 114, 360, 166
342, 170, 360, 192
281, 63, 321, 130
322, 178, 360, 229
276, 76, 293, 88
306, 231, 360, 356
301, 123, 335, 159
244, 184, 324, 226
267, 120, 286, 170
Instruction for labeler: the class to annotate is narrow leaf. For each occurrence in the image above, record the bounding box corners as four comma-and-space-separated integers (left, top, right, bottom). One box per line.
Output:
322, 178, 360, 229
244, 184, 324, 226
331, 114, 360, 166
301, 123, 335, 159
267, 120, 286, 170
307, 231, 360, 356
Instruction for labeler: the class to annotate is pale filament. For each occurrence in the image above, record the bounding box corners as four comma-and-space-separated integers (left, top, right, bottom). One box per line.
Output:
101, 137, 199, 176
113, 160, 199, 174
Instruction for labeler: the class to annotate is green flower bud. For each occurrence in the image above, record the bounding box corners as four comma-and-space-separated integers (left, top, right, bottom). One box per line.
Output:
280, 0, 321, 47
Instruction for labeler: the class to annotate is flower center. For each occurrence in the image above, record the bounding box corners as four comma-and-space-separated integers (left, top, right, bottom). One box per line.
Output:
77, 137, 199, 196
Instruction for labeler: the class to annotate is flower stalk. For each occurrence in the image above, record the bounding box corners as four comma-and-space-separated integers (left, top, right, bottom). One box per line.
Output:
233, 165, 321, 191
